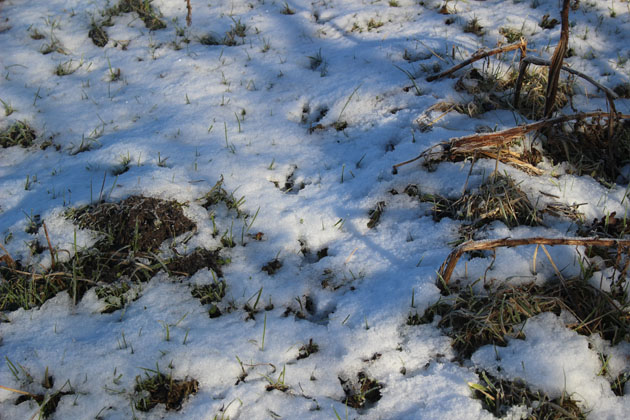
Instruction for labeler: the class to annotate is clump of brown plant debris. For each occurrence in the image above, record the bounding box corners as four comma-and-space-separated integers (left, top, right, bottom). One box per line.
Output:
411, 276, 630, 360
404, 173, 541, 228
544, 116, 630, 183
0, 121, 37, 148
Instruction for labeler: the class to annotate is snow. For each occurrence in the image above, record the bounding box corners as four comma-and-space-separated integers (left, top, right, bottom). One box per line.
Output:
1, 0, 629, 419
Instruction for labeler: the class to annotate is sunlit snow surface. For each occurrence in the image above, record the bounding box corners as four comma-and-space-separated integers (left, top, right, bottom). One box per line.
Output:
1, 0, 630, 418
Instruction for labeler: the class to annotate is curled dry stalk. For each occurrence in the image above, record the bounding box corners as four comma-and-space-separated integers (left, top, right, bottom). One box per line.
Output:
437, 237, 630, 286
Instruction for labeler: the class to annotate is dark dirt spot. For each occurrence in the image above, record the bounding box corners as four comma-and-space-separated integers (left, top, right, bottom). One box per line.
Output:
134, 373, 198, 411
0, 121, 37, 148
88, 25, 108, 47
339, 372, 383, 409
316, 247, 328, 260
367, 201, 385, 229
72, 196, 195, 252
614, 83, 630, 99
262, 258, 282, 275
471, 370, 584, 418
297, 338, 319, 360
539, 14, 559, 29
167, 248, 225, 277
15, 388, 74, 419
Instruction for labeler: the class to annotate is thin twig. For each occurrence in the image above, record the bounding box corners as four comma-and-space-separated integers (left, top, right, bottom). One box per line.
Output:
426, 40, 527, 82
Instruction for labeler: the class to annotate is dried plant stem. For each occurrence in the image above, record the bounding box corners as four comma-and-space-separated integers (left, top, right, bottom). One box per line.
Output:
0, 384, 37, 397
393, 111, 630, 173
42, 221, 55, 270
185, 0, 192, 26
426, 40, 527, 82
544, 0, 570, 118
0, 242, 16, 269
438, 237, 630, 285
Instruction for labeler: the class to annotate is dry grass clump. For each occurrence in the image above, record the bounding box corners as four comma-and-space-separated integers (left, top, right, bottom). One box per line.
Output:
470, 370, 585, 418
0, 121, 37, 148
412, 277, 630, 359
544, 116, 630, 183
503, 67, 573, 120
405, 174, 541, 228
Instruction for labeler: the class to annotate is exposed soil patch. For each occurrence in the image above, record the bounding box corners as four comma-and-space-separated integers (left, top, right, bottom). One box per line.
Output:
0, 121, 37, 148
134, 372, 198, 411
0, 195, 230, 312
470, 370, 584, 418
167, 248, 225, 277
71, 196, 195, 252
262, 258, 282, 275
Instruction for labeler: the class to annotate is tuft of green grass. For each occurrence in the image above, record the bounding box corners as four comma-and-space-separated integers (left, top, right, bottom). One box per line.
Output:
0, 98, 15, 116
108, 0, 166, 30
0, 121, 37, 148
191, 278, 227, 318
463, 16, 484, 36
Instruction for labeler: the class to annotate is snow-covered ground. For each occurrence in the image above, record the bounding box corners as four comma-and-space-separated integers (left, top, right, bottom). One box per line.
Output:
1, 0, 630, 418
